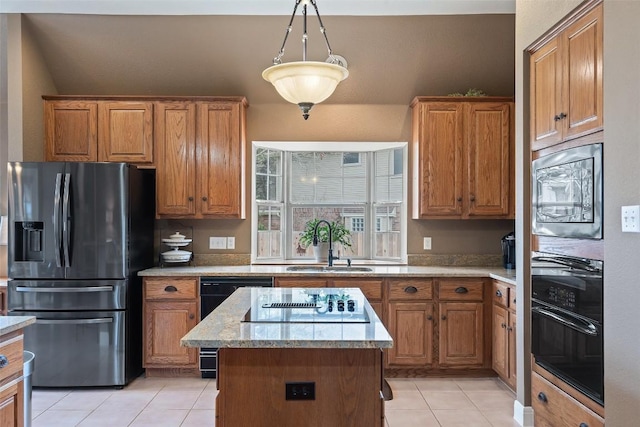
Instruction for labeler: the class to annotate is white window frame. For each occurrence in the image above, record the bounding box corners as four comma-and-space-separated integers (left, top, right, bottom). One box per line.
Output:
251, 141, 407, 264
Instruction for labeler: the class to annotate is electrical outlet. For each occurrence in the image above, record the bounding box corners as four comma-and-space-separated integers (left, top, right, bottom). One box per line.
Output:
209, 237, 227, 249
423, 237, 432, 250
621, 205, 640, 232
227, 237, 235, 249
285, 382, 315, 400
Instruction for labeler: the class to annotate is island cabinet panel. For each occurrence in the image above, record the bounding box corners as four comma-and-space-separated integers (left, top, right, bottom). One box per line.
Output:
411, 97, 514, 219
216, 348, 383, 427
97, 101, 154, 163
44, 100, 98, 162
143, 277, 199, 376
530, 3, 603, 151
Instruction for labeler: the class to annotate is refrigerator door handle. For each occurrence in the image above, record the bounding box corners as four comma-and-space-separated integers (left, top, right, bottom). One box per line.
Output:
35, 318, 114, 325
62, 172, 71, 267
53, 173, 63, 268
15, 286, 114, 293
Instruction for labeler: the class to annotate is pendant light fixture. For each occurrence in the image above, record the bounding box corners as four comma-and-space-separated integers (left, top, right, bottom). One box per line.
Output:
262, 0, 349, 120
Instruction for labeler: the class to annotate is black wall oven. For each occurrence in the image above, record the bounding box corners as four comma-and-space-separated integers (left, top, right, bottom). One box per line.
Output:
531, 252, 603, 405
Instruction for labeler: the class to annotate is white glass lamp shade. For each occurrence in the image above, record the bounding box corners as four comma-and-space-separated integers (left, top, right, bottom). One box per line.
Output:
262, 61, 349, 105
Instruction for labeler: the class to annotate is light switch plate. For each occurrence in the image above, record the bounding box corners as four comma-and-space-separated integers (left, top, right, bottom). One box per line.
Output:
209, 237, 227, 249
621, 205, 640, 232
227, 237, 235, 250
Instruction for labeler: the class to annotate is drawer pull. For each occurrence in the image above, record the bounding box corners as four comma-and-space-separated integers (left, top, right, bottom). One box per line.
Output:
455, 287, 468, 294
0, 356, 7, 368
404, 286, 418, 294
537, 392, 548, 403
164, 285, 178, 292
495, 290, 503, 297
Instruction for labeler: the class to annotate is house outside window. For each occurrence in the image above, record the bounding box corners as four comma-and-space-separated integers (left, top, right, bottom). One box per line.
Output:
252, 142, 407, 263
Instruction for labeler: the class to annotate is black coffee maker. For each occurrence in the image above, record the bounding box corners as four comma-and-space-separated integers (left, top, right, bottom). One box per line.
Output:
501, 232, 516, 269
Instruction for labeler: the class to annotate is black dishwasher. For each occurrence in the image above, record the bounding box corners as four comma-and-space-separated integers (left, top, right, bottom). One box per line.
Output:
199, 277, 274, 378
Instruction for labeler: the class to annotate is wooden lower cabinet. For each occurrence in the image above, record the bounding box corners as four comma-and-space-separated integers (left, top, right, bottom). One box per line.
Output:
387, 302, 433, 366
143, 277, 199, 375
216, 347, 383, 427
437, 278, 486, 367
275, 278, 329, 288
0, 331, 25, 427
438, 302, 484, 366
492, 280, 516, 389
532, 371, 604, 427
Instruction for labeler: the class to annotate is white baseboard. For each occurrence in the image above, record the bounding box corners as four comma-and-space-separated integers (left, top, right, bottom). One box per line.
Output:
513, 400, 534, 426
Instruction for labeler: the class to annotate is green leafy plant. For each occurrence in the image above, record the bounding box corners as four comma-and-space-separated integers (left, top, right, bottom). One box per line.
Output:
298, 219, 352, 249
448, 88, 488, 97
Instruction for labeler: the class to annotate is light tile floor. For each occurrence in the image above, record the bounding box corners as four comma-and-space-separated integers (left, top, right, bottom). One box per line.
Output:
32, 376, 519, 427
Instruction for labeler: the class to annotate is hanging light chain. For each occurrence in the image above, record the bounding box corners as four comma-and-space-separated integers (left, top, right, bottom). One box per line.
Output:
273, 0, 302, 65
271, 0, 340, 66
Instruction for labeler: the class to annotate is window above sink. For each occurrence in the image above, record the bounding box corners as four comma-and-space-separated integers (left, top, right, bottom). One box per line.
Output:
252, 142, 408, 264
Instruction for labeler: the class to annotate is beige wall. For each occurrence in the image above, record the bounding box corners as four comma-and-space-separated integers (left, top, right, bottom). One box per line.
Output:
516, 1, 640, 424
602, 1, 640, 424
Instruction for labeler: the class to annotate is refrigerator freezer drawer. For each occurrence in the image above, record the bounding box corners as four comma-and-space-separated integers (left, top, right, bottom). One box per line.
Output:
8, 280, 127, 311
11, 310, 128, 387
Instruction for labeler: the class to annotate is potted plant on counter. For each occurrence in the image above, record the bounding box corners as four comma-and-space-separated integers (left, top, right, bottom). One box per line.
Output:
298, 219, 352, 262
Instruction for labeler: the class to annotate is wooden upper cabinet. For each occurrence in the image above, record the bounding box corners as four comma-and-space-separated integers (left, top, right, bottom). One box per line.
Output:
530, 3, 603, 150
411, 97, 513, 219
44, 100, 98, 161
155, 102, 197, 216
467, 102, 511, 217
414, 102, 464, 217
98, 101, 154, 163
197, 102, 245, 218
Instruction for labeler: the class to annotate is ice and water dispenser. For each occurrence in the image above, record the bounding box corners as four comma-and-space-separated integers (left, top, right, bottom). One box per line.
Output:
14, 222, 45, 262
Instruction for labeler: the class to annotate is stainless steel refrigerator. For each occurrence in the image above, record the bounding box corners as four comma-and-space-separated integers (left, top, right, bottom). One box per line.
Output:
7, 162, 155, 387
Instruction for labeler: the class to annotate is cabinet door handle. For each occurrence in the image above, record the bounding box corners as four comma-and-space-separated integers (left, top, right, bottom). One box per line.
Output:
189, 313, 195, 320
495, 290, 503, 297
456, 197, 462, 202
513, 298, 516, 304
404, 286, 418, 294
202, 196, 208, 201
164, 285, 178, 292
0, 356, 7, 368
501, 323, 506, 328
507, 326, 513, 332
426, 315, 433, 321
441, 315, 447, 320
455, 287, 468, 294
470, 195, 476, 202
188, 196, 194, 201
537, 392, 548, 403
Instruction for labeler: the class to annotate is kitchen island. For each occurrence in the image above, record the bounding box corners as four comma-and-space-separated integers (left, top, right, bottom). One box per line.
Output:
181, 287, 392, 427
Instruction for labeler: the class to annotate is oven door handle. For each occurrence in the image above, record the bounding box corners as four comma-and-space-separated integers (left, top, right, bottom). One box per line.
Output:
35, 318, 113, 325
15, 286, 114, 293
532, 306, 599, 336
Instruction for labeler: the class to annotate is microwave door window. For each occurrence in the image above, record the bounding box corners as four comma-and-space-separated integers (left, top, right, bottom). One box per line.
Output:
536, 158, 594, 223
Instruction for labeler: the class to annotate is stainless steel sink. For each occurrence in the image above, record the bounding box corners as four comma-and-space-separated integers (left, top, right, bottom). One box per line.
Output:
286, 265, 373, 272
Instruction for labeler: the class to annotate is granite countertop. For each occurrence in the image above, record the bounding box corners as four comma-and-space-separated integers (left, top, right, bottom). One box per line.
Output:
181, 287, 393, 350
140, 265, 517, 286
0, 316, 36, 336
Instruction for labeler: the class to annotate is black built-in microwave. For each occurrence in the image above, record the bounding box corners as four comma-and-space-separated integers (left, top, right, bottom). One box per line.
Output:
532, 143, 603, 239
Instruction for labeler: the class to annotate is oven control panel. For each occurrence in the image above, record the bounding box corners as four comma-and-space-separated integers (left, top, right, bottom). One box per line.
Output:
547, 286, 576, 311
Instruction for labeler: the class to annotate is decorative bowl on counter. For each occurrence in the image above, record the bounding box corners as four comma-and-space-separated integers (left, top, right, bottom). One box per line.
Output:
160, 231, 193, 265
